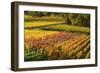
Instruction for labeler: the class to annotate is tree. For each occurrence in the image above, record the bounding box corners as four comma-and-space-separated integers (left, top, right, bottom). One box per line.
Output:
74, 14, 90, 27
69, 13, 78, 25
60, 13, 71, 24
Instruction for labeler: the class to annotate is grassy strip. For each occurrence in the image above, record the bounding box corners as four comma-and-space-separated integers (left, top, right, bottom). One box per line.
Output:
42, 24, 90, 34
25, 22, 63, 28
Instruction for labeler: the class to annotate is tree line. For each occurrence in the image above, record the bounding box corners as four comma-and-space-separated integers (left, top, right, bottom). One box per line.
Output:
25, 11, 90, 27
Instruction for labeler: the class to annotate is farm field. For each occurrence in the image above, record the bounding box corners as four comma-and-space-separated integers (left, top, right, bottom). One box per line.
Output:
24, 15, 64, 28
41, 24, 90, 34
24, 11, 90, 61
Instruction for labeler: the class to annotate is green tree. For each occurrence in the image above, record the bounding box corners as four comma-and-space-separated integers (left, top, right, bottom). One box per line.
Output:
60, 13, 71, 24
75, 14, 90, 27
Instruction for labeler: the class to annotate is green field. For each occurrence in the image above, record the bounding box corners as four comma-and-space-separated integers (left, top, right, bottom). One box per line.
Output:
41, 24, 90, 34
24, 15, 64, 28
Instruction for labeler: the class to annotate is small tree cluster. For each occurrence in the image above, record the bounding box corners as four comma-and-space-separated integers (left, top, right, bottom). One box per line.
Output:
61, 13, 90, 27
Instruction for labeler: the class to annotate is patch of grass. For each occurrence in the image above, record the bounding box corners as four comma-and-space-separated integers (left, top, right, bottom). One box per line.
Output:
42, 24, 90, 34
25, 21, 63, 28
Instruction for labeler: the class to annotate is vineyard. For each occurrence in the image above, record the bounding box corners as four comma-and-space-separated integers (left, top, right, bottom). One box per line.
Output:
24, 30, 90, 61
24, 12, 90, 61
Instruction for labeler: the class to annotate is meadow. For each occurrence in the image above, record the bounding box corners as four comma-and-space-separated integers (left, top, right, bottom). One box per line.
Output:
24, 12, 90, 61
